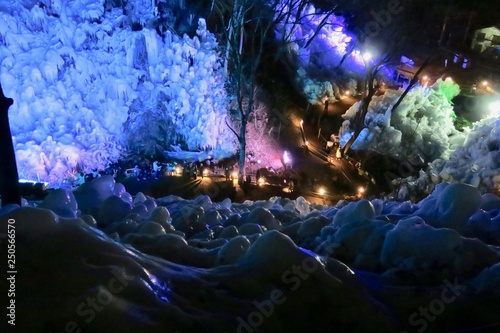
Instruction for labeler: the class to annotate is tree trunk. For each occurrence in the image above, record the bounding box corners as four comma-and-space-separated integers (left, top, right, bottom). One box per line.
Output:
0, 85, 21, 207
390, 54, 433, 116
238, 118, 247, 179
342, 54, 432, 157
224, 22, 233, 76
342, 81, 376, 155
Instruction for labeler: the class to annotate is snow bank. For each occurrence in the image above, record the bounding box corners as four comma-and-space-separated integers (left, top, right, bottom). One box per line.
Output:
0, 177, 393, 332
314, 183, 500, 278
2, 177, 500, 331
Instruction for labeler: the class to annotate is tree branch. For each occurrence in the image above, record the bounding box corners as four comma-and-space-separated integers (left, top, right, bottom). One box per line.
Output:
225, 117, 240, 140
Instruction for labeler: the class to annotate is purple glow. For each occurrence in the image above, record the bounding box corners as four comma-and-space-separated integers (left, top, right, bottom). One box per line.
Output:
283, 150, 291, 164
274, 2, 362, 70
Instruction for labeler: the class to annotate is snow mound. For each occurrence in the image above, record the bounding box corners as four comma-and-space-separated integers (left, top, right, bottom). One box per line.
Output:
1, 188, 393, 332
3, 176, 500, 331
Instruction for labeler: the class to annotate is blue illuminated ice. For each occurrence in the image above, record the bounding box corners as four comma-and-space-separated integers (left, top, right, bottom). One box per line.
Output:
1, 3, 235, 185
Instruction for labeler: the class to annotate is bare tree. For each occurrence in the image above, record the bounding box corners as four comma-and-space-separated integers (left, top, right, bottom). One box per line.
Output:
341, 51, 389, 155
339, 0, 439, 156
214, 0, 338, 178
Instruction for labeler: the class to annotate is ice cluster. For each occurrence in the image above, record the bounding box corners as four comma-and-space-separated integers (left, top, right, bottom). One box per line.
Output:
273, 2, 363, 104
433, 117, 500, 192
398, 116, 500, 198
340, 80, 465, 164
0, 1, 235, 185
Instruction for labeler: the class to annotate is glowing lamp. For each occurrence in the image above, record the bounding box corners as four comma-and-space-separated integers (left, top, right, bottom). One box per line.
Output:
232, 171, 238, 179
362, 52, 372, 61
318, 188, 326, 196
358, 186, 365, 194
345, 90, 351, 96
258, 177, 265, 185
283, 151, 291, 164
482, 80, 489, 86
488, 100, 500, 118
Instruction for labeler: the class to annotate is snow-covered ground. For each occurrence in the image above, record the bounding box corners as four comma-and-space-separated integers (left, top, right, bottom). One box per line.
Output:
2, 1, 500, 330
2, 176, 500, 332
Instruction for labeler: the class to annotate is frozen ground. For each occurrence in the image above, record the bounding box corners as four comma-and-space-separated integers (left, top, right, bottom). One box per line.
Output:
2, 176, 500, 332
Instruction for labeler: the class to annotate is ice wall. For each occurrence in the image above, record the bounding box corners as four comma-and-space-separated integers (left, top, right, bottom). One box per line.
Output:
0, 1, 235, 185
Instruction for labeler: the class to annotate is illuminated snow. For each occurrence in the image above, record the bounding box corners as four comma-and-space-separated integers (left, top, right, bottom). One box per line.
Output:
2, 176, 500, 332
339, 80, 464, 163
1, 3, 235, 185
407, 116, 500, 194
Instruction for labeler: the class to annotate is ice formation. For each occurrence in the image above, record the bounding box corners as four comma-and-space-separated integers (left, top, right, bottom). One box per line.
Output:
432, 117, 500, 192
399, 116, 500, 197
273, 2, 363, 104
0, 1, 235, 185
340, 80, 465, 163
2, 176, 500, 332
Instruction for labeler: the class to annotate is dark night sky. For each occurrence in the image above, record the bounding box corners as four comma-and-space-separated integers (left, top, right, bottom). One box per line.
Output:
320, 0, 500, 37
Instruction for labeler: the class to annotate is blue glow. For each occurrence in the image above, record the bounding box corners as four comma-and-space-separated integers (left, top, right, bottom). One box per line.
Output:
143, 269, 171, 303
2, 4, 235, 185
274, 3, 364, 72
